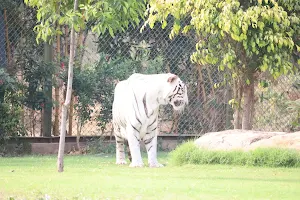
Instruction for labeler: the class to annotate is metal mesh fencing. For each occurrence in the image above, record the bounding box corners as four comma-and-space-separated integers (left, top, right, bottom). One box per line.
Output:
1, 2, 300, 138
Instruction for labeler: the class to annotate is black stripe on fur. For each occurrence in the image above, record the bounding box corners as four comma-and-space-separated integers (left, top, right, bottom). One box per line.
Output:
151, 126, 157, 132
147, 145, 153, 152
131, 124, 140, 132
144, 136, 154, 145
148, 118, 157, 128
143, 93, 149, 118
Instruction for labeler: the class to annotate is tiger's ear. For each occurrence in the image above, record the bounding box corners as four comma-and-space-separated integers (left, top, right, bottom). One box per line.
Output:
167, 74, 178, 83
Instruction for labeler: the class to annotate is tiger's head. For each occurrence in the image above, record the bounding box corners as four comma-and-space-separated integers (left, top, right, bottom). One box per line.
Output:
164, 73, 188, 112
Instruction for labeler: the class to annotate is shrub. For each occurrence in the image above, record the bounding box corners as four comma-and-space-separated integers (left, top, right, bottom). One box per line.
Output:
0, 69, 25, 144
169, 141, 300, 168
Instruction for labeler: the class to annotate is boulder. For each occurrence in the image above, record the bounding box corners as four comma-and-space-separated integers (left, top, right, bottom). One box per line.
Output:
194, 129, 300, 151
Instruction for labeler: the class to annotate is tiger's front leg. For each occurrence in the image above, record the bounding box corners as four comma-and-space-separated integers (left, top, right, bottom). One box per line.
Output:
144, 128, 164, 168
127, 126, 144, 167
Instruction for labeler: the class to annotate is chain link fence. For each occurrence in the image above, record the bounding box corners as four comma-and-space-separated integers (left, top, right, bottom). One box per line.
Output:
1, 2, 300, 138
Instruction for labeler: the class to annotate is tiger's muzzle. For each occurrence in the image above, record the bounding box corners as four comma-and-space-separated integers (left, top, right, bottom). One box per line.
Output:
174, 100, 184, 107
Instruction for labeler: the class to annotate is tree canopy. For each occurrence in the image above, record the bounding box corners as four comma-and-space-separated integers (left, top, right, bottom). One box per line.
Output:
145, 0, 300, 129
24, 0, 146, 42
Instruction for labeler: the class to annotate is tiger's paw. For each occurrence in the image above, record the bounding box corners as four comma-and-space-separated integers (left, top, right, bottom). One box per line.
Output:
129, 162, 144, 168
116, 160, 127, 165
149, 162, 164, 168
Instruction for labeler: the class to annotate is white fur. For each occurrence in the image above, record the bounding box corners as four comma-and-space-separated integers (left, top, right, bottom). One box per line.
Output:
112, 73, 188, 167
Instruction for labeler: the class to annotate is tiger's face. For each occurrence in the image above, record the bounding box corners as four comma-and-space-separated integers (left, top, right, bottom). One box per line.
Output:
165, 74, 188, 112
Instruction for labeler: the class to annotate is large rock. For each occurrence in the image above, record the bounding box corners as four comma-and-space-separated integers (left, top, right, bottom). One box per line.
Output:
194, 129, 300, 151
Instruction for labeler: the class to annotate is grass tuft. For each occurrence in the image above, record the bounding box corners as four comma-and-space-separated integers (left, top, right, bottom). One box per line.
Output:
169, 141, 300, 168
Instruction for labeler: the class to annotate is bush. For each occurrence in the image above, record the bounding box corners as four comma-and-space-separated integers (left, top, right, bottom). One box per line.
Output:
0, 69, 25, 143
169, 141, 300, 168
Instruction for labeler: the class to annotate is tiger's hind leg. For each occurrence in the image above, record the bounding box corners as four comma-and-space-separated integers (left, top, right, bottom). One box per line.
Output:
127, 125, 144, 167
125, 140, 132, 162
115, 134, 127, 165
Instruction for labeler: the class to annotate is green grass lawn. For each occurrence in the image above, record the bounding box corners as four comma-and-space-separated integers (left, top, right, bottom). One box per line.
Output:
0, 152, 300, 200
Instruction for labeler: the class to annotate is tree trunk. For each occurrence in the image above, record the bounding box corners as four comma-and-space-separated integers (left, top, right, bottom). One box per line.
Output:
206, 67, 215, 96
75, 28, 87, 150
40, 109, 44, 137
225, 84, 233, 129
242, 79, 255, 130
197, 65, 206, 102
57, 0, 79, 172
42, 41, 53, 137
171, 112, 179, 134
76, 113, 82, 151
233, 78, 243, 129
31, 109, 35, 136
68, 93, 74, 135
53, 29, 61, 136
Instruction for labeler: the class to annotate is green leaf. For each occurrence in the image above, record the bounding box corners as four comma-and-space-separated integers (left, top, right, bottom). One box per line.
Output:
257, 21, 264, 30
162, 20, 167, 29
246, 79, 250, 85
108, 27, 114, 37
219, 64, 225, 71
260, 63, 268, 72
37, 12, 41, 21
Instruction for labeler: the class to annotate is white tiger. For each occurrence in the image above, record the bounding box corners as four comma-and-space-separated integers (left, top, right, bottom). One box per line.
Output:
112, 73, 188, 167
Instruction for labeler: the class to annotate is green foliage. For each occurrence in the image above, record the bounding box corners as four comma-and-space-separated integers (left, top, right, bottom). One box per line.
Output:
145, 0, 300, 80
69, 66, 98, 125
169, 141, 300, 167
145, 0, 300, 129
96, 19, 195, 76
0, 69, 25, 143
13, 5, 57, 111
24, 0, 146, 42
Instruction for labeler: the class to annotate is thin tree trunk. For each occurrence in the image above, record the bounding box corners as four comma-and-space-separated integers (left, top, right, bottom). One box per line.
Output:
66, 25, 74, 137
57, 0, 79, 172
242, 79, 255, 130
3, 9, 11, 68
